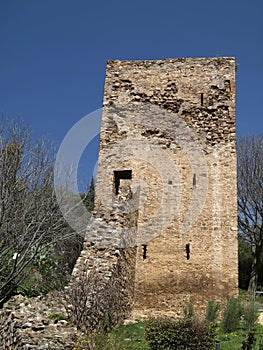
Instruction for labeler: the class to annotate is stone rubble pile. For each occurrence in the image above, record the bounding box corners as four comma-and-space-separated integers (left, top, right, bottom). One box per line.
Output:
0, 292, 83, 350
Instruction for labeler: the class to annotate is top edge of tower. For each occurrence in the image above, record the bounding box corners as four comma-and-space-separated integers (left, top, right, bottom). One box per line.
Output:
106, 57, 236, 65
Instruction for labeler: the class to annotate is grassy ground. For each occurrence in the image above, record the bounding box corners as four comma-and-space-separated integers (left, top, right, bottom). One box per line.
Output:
73, 321, 263, 349
112, 321, 150, 350
107, 290, 263, 349
73, 290, 263, 350
216, 325, 263, 350
111, 321, 263, 350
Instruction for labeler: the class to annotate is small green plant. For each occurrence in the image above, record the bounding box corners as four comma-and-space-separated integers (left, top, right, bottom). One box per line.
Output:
242, 303, 259, 330
222, 297, 243, 333
215, 57, 224, 65
48, 313, 68, 321
205, 300, 221, 323
183, 298, 195, 319
257, 334, 263, 350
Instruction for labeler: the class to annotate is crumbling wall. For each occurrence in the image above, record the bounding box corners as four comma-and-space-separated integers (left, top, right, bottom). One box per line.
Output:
68, 187, 139, 332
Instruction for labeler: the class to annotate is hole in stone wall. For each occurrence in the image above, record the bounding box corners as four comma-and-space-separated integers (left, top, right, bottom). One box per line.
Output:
186, 243, 190, 260
114, 170, 132, 195
201, 93, 204, 106
142, 245, 147, 259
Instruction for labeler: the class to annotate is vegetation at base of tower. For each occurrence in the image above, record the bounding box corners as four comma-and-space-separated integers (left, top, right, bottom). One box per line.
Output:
183, 297, 195, 319
71, 297, 263, 350
72, 321, 150, 350
242, 303, 260, 331
71, 319, 263, 350
63, 260, 120, 333
205, 300, 221, 323
222, 297, 243, 333
0, 119, 90, 306
241, 331, 256, 350
237, 135, 263, 294
145, 317, 216, 350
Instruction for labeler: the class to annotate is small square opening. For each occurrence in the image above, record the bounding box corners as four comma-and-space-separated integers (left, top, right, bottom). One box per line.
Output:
114, 170, 132, 195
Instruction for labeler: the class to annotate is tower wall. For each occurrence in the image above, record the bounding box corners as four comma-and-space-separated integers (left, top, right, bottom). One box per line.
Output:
95, 57, 238, 318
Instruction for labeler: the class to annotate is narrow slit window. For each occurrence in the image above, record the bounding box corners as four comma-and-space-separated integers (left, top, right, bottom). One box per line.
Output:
193, 173, 196, 187
201, 93, 204, 106
114, 170, 132, 195
186, 243, 190, 260
142, 245, 147, 259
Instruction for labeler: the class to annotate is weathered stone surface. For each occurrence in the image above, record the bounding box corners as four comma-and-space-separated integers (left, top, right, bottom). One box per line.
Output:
0, 293, 82, 349
95, 57, 238, 319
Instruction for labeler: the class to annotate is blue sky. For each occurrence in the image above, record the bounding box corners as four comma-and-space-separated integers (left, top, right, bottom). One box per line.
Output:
0, 0, 262, 184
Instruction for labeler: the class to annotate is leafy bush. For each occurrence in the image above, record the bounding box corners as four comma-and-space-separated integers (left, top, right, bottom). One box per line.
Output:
242, 303, 259, 330
241, 331, 256, 350
257, 334, 263, 350
145, 317, 215, 350
222, 297, 243, 333
205, 300, 221, 323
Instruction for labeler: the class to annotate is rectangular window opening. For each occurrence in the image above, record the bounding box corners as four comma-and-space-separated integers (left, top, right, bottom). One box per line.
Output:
193, 173, 196, 187
186, 243, 190, 260
201, 93, 204, 106
114, 170, 132, 195
142, 245, 147, 259
225, 79, 231, 91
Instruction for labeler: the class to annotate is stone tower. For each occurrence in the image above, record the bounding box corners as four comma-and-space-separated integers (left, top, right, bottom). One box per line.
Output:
94, 57, 238, 318
72, 58, 238, 330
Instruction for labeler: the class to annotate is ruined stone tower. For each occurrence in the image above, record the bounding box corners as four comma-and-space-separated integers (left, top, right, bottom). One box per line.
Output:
73, 57, 238, 329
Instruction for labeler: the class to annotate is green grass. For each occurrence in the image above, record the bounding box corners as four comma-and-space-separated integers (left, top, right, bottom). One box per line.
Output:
216, 326, 246, 350
112, 321, 150, 350
73, 320, 263, 349
111, 321, 263, 350
216, 324, 263, 350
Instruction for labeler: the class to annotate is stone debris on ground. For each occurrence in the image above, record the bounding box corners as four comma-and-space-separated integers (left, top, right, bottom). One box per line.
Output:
0, 292, 84, 350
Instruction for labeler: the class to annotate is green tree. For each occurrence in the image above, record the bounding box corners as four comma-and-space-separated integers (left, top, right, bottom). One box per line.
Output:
237, 135, 263, 294
238, 235, 253, 289
81, 176, 95, 212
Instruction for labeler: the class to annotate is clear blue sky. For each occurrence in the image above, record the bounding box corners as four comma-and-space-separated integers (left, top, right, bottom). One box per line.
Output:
0, 0, 262, 183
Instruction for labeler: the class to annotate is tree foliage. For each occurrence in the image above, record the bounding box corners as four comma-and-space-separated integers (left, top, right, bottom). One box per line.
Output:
237, 135, 263, 293
0, 120, 84, 306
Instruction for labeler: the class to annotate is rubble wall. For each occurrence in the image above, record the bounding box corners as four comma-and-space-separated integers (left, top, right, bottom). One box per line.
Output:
68, 188, 140, 332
